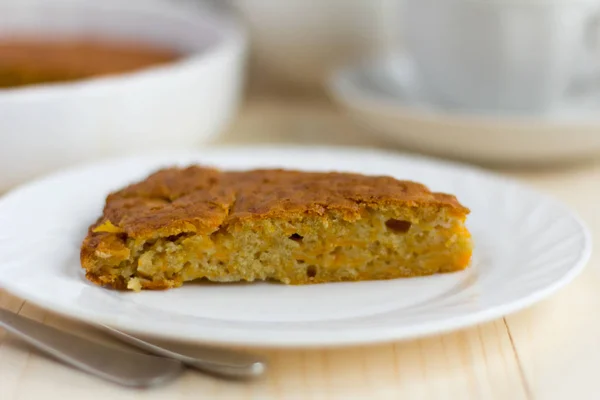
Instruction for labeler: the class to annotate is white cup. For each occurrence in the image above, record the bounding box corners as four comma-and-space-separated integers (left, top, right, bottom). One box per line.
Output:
404, 0, 600, 112
228, 0, 403, 90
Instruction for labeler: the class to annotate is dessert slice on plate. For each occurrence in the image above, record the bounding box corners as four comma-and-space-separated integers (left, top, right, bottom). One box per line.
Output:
81, 166, 472, 291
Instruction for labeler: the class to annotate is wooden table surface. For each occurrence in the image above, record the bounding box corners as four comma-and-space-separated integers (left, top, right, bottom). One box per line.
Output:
2, 97, 600, 400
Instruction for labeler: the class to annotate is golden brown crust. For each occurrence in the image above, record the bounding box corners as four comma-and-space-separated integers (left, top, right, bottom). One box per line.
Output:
84, 271, 181, 290
91, 166, 468, 238
81, 166, 471, 290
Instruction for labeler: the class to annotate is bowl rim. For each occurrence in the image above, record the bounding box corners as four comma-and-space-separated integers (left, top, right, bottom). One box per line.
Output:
0, 0, 247, 100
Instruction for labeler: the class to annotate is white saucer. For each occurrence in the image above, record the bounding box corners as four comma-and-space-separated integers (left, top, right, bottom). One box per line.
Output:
0, 146, 591, 347
328, 56, 600, 165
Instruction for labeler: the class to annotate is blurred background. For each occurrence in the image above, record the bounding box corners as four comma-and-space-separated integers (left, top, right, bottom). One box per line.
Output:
2, 0, 600, 191
2, 3, 600, 398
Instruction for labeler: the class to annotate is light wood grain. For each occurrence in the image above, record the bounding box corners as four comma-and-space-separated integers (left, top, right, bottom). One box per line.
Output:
2, 97, 599, 400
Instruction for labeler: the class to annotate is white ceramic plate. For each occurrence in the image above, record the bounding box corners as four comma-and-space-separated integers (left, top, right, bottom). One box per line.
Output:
0, 146, 591, 347
328, 56, 600, 165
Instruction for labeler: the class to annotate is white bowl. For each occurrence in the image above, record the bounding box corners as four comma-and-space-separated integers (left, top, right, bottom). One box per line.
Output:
0, 0, 247, 191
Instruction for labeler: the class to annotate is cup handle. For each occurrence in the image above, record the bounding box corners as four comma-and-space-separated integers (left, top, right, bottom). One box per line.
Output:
584, 11, 600, 54
375, 0, 404, 57
570, 10, 600, 95
584, 10, 600, 78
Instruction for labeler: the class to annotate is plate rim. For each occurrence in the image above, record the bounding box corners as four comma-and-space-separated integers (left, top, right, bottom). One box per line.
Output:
327, 59, 600, 164
328, 56, 600, 125
0, 145, 593, 348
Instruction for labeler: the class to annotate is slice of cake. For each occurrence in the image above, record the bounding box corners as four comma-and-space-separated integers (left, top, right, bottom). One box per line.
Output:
81, 166, 472, 291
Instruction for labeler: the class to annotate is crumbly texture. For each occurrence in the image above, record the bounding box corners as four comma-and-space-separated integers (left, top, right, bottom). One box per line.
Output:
80, 166, 473, 291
